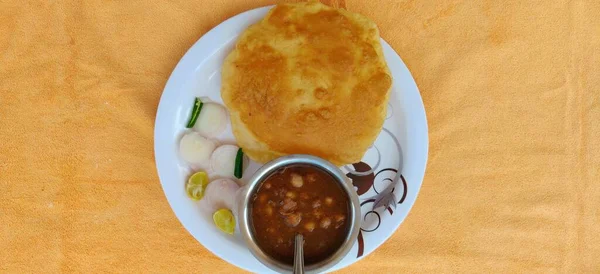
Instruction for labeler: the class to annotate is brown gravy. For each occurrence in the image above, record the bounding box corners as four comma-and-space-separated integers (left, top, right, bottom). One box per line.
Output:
251, 165, 350, 265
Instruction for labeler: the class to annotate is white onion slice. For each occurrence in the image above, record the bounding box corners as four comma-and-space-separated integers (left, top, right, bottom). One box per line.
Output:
193, 103, 228, 138
179, 132, 217, 170
210, 145, 241, 179
200, 178, 240, 214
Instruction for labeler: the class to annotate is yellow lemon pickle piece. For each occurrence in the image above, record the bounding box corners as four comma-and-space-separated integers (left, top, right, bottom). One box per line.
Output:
213, 208, 235, 235
185, 171, 209, 201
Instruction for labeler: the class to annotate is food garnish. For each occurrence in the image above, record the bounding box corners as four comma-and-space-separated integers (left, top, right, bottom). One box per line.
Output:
213, 208, 235, 235
185, 171, 209, 201
186, 97, 203, 128
234, 148, 244, 179
193, 102, 228, 138
179, 132, 217, 169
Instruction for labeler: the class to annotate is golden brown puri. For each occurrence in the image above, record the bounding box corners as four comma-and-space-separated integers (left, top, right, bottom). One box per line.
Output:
221, 1, 392, 166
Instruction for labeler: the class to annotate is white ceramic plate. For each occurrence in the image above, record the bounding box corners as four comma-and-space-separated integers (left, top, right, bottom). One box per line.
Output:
154, 6, 428, 273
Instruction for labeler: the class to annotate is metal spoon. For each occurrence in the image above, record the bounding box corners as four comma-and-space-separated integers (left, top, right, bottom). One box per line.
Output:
293, 234, 304, 274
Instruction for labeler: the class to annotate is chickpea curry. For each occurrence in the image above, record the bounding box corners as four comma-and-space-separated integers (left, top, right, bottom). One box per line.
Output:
250, 165, 350, 265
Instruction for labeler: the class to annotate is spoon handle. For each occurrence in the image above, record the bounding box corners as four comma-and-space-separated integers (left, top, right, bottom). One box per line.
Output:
293, 234, 304, 274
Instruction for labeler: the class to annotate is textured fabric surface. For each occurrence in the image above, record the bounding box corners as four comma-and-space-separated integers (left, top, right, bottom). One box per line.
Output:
1, 0, 598, 273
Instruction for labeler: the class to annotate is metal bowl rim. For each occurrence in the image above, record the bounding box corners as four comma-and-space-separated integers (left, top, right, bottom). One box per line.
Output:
237, 154, 361, 273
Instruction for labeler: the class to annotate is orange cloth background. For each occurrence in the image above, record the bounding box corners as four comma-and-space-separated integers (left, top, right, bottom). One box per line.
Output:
1, 0, 598, 272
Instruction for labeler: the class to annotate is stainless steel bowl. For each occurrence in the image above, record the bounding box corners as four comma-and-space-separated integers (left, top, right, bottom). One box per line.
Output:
237, 154, 361, 273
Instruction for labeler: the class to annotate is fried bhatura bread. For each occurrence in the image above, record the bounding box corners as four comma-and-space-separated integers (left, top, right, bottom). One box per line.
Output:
221, 1, 392, 166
